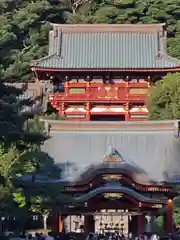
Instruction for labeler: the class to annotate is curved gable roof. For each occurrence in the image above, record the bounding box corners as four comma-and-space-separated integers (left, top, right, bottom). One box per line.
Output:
74, 185, 165, 205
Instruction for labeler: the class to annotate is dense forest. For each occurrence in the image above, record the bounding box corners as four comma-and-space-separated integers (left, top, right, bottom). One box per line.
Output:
1, 0, 180, 83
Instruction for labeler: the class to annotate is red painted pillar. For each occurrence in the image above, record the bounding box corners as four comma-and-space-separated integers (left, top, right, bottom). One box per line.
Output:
86, 82, 90, 121
57, 216, 63, 232
137, 214, 143, 236
164, 199, 173, 234
60, 102, 65, 118
124, 102, 129, 121
85, 102, 90, 121
64, 82, 69, 95
52, 213, 63, 233
125, 112, 129, 121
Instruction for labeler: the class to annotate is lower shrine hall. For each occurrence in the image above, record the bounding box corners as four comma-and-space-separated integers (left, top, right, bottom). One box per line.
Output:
17, 123, 179, 235
59, 148, 177, 235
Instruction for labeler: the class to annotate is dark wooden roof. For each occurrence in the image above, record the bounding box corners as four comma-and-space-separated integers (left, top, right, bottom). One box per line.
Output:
74, 147, 150, 184
73, 185, 165, 205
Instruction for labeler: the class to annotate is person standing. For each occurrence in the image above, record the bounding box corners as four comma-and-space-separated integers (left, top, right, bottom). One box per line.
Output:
44, 232, 55, 240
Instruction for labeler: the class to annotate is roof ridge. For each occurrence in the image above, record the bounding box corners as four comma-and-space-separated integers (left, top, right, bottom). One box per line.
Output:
51, 23, 165, 33
163, 53, 180, 64
154, 50, 180, 64
52, 23, 165, 28
31, 54, 57, 67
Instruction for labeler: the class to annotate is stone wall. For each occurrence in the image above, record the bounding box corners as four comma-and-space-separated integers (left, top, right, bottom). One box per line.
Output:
42, 120, 180, 182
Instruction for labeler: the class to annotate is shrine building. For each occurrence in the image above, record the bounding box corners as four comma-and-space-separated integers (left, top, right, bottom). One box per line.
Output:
17, 147, 177, 235
16, 120, 180, 235
31, 23, 180, 121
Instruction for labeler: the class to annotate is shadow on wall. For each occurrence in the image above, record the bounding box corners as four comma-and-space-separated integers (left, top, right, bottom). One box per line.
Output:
163, 138, 180, 182
56, 162, 79, 179
36, 151, 62, 178
42, 130, 180, 182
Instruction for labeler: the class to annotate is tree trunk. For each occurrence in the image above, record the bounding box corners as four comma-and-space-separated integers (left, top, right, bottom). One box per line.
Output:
72, 7, 76, 14
43, 215, 48, 230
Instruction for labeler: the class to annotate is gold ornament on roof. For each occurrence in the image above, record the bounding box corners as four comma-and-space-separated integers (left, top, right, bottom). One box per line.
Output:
103, 147, 123, 163
102, 174, 122, 180
104, 155, 121, 163
104, 193, 123, 199
152, 204, 162, 208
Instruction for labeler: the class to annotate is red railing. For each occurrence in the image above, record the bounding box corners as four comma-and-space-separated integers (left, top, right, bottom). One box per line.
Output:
128, 94, 146, 102
49, 92, 146, 102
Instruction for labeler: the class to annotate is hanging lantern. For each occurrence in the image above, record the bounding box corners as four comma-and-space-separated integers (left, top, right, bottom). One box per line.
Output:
65, 76, 69, 81
86, 76, 91, 82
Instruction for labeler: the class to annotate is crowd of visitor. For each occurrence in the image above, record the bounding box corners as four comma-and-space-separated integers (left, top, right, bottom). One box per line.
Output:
8, 231, 179, 240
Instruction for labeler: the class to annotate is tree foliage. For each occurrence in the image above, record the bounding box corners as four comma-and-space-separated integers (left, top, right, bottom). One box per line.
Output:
0, 81, 62, 221
13, 193, 51, 230
152, 207, 180, 233
0, 144, 19, 215
174, 207, 180, 226
1, 0, 180, 82
147, 73, 180, 120
152, 215, 164, 233
0, 90, 68, 226
13, 181, 73, 230
0, 82, 46, 148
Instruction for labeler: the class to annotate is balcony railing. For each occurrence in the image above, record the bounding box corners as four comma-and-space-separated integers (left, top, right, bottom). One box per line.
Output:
49, 92, 146, 102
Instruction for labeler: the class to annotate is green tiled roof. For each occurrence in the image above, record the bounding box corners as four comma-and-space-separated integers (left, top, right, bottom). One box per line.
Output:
33, 24, 180, 70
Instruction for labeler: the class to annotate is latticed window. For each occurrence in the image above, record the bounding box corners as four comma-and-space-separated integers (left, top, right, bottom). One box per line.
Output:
129, 88, 148, 94
66, 114, 86, 118
69, 88, 85, 94
130, 114, 148, 118
32, 215, 38, 220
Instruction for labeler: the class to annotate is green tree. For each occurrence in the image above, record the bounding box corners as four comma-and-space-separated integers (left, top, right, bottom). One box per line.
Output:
0, 144, 19, 215
30, 196, 50, 230
0, 0, 66, 82
13, 181, 73, 231
152, 216, 164, 233
13, 191, 52, 230
152, 207, 180, 233
1, 0, 180, 84
147, 73, 180, 120
0, 143, 34, 218
0, 82, 46, 148
174, 207, 180, 226
0, 81, 55, 222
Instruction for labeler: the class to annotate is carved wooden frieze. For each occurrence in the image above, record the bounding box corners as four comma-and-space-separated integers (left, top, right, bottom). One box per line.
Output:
102, 174, 122, 181
103, 193, 123, 199
151, 204, 163, 208
97, 85, 118, 99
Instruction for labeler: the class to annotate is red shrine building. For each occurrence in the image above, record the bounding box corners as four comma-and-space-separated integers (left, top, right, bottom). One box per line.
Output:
31, 24, 180, 121
16, 147, 178, 235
